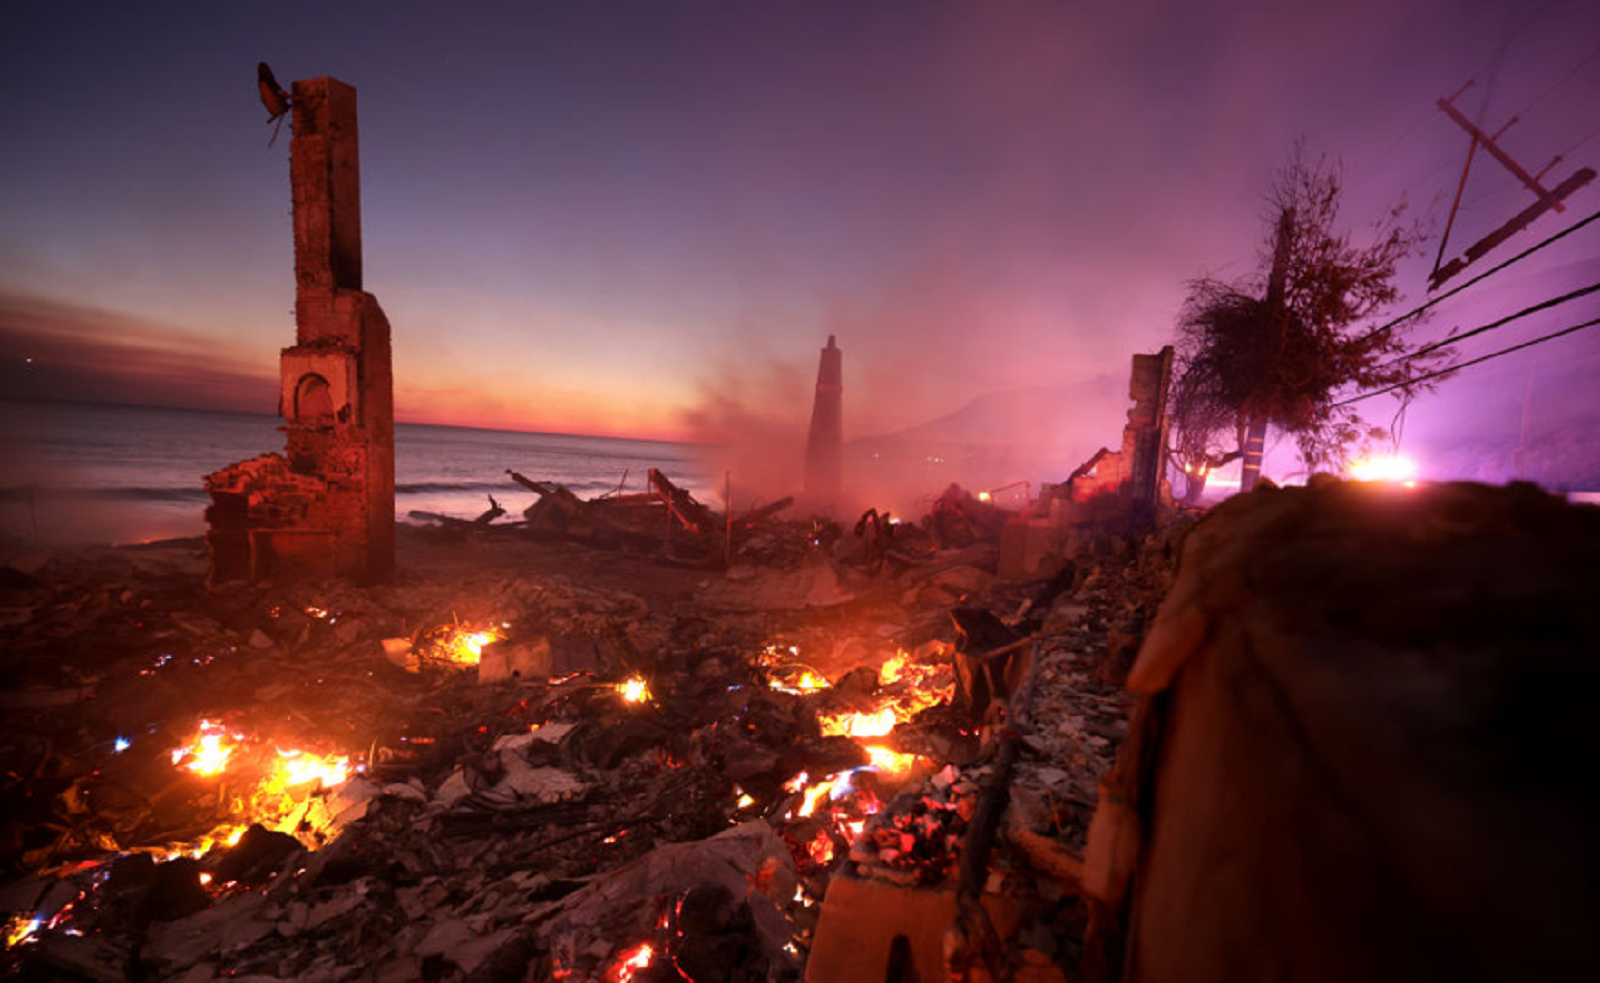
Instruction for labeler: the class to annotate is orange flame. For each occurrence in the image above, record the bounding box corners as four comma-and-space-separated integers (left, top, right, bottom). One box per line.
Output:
266, 749, 350, 792
817, 706, 897, 739
798, 778, 839, 818
609, 942, 654, 982
863, 745, 920, 776
169, 720, 240, 776
616, 676, 652, 703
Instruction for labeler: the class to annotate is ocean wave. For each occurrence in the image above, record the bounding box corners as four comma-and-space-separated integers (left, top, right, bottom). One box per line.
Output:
0, 478, 690, 504
0, 486, 209, 503
395, 480, 515, 495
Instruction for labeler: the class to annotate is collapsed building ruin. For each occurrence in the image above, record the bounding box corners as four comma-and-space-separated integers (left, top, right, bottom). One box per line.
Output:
206, 76, 395, 584
999, 346, 1174, 577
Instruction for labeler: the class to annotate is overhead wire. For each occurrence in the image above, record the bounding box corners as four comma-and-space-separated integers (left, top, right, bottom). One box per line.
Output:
1334, 315, 1600, 407
1379, 281, 1600, 369
1505, 41, 1600, 121
1356, 206, 1600, 342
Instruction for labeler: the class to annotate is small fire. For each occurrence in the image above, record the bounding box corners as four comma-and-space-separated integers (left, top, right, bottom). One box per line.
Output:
616, 676, 652, 704
4, 914, 40, 948
608, 942, 654, 982
170, 720, 240, 776
807, 829, 834, 865
267, 749, 350, 791
863, 745, 920, 776
798, 778, 839, 818
444, 628, 501, 666
767, 665, 830, 694
818, 706, 897, 739
161, 718, 356, 861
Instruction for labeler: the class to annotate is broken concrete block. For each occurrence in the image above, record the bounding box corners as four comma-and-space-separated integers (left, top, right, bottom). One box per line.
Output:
477, 635, 552, 683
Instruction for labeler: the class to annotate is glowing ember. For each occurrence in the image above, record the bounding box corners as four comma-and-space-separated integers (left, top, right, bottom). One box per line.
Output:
170, 720, 240, 776
767, 665, 831, 694
444, 628, 500, 666
1347, 453, 1418, 483
879, 651, 910, 684
818, 706, 897, 739
798, 778, 839, 818
616, 676, 652, 703
4, 914, 40, 948
268, 749, 351, 791
609, 942, 654, 982
863, 745, 920, 776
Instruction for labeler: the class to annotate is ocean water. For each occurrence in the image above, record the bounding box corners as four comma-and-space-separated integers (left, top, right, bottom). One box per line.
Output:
0, 400, 709, 545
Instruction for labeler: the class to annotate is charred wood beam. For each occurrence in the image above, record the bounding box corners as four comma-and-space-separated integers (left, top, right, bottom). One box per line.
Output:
506, 470, 557, 497
733, 496, 794, 529
648, 468, 715, 535
948, 639, 1043, 981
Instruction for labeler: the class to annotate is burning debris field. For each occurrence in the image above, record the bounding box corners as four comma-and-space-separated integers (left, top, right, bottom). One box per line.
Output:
5, 477, 1597, 982
0, 497, 1175, 982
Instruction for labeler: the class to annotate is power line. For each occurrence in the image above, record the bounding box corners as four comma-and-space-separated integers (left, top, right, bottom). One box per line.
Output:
1358, 206, 1600, 342
1334, 315, 1600, 407
1508, 42, 1600, 121
1380, 281, 1600, 368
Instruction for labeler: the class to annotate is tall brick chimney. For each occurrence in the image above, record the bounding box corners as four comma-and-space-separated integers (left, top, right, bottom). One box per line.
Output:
803, 335, 843, 508
205, 76, 395, 584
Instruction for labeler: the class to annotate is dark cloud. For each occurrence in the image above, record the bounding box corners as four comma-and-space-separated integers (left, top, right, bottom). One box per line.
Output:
0, 293, 277, 414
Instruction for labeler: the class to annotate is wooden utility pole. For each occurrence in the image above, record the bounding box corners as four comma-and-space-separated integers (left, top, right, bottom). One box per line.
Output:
1429, 81, 1595, 289
1239, 208, 1294, 494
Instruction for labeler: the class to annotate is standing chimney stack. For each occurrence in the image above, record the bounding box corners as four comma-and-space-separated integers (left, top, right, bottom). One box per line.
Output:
804, 335, 843, 508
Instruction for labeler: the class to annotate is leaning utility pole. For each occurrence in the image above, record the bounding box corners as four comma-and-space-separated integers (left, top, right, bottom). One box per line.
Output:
1429, 80, 1595, 289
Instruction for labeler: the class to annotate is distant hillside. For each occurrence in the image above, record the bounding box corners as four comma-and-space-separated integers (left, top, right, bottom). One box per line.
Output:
853, 378, 1126, 450
842, 378, 1131, 508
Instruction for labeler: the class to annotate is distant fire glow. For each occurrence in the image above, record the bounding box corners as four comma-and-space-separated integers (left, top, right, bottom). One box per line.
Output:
1348, 454, 1418, 484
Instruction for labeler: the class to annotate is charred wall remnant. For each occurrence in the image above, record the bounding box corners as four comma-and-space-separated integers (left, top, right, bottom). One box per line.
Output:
804, 335, 843, 509
1057, 345, 1174, 526
1001, 347, 1174, 578
206, 76, 395, 584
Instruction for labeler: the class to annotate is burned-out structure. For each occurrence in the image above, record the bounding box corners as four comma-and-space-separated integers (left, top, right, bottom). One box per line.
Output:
803, 335, 844, 510
206, 77, 395, 584
1052, 345, 1174, 526
1000, 347, 1175, 577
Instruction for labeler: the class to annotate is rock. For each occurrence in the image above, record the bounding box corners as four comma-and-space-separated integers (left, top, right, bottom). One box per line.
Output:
248, 629, 274, 650
210, 824, 302, 886
145, 892, 272, 973
434, 769, 473, 805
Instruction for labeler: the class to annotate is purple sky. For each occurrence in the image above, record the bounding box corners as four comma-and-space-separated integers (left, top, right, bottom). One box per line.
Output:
1, 0, 1596, 483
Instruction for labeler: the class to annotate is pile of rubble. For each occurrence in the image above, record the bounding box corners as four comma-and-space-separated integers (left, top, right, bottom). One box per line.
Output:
0, 510, 1183, 981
